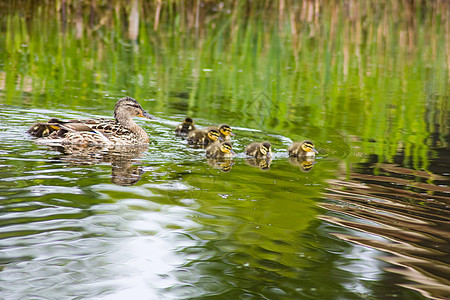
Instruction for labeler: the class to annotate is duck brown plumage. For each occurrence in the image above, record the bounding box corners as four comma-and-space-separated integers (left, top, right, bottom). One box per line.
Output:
28, 97, 155, 146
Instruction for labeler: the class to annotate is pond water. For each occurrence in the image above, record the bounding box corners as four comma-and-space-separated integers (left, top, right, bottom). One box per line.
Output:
0, 2, 449, 299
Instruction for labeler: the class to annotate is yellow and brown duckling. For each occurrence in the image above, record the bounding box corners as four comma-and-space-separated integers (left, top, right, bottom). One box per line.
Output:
244, 142, 272, 158
207, 124, 235, 141
28, 97, 155, 146
206, 141, 235, 159
288, 140, 318, 158
175, 117, 196, 135
187, 128, 221, 145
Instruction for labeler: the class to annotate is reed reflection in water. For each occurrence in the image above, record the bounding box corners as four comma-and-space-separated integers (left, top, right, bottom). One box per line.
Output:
322, 158, 450, 299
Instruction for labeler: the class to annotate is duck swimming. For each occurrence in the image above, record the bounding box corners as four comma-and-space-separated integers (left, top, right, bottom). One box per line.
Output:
175, 117, 196, 135
288, 140, 318, 158
207, 124, 235, 141
206, 141, 235, 159
187, 128, 221, 145
245, 142, 272, 158
28, 97, 155, 146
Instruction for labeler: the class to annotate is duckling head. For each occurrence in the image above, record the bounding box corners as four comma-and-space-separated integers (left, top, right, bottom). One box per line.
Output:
114, 97, 155, 121
207, 129, 221, 141
219, 124, 235, 137
301, 140, 318, 155
260, 142, 272, 157
183, 117, 195, 131
219, 141, 235, 155
184, 117, 194, 125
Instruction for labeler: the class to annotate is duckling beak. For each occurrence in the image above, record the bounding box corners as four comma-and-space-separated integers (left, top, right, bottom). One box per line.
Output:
142, 111, 156, 120
313, 148, 318, 154
230, 149, 236, 155
230, 132, 236, 136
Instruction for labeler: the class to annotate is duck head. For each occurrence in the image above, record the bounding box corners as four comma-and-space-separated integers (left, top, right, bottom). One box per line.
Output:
114, 97, 155, 121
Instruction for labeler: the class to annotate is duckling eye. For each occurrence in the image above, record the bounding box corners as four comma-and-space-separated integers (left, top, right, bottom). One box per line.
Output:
260, 147, 267, 155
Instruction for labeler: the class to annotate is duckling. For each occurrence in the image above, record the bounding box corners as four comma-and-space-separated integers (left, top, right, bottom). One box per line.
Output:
175, 117, 196, 135
288, 140, 318, 158
206, 141, 235, 159
28, 97, 155, 146
245, 142, 272, 158
28, 118, 65, 137
187, 128, 221, 145
208, 124, 235, 141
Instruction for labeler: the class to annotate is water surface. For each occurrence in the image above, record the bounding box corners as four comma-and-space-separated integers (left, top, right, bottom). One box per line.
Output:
0, 1, 449, 299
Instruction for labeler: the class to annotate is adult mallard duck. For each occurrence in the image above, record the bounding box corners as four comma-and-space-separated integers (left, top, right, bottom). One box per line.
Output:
206, 141, 235, 159
175, 117, 196, 135
245, 142, 272, 158
28, 97, 155, 146
207, 124, 235, 141
187, 128, 221, 145
288, 140, 318, 158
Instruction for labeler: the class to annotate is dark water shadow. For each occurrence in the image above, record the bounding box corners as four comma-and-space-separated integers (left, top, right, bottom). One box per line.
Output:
51, 144, 148, 186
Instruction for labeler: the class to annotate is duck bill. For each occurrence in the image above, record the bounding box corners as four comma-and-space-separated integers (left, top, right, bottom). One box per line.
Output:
230, 150, 236, 155
313, 148, 318, 154
230, 132, 236, 136
142, 110, 156, 120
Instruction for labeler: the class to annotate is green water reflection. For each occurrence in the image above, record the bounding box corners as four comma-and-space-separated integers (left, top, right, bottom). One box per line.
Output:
0, 1, 449, 299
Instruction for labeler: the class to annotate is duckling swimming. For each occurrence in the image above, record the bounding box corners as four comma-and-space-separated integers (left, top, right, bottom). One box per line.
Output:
288, 140, 318, 158
187, 128, 221, 145
206, 141, 235, 159
175, 117, 196, 135
208, 124, 235, 141
244, 142, 272, 158
28, 97, 155, 146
